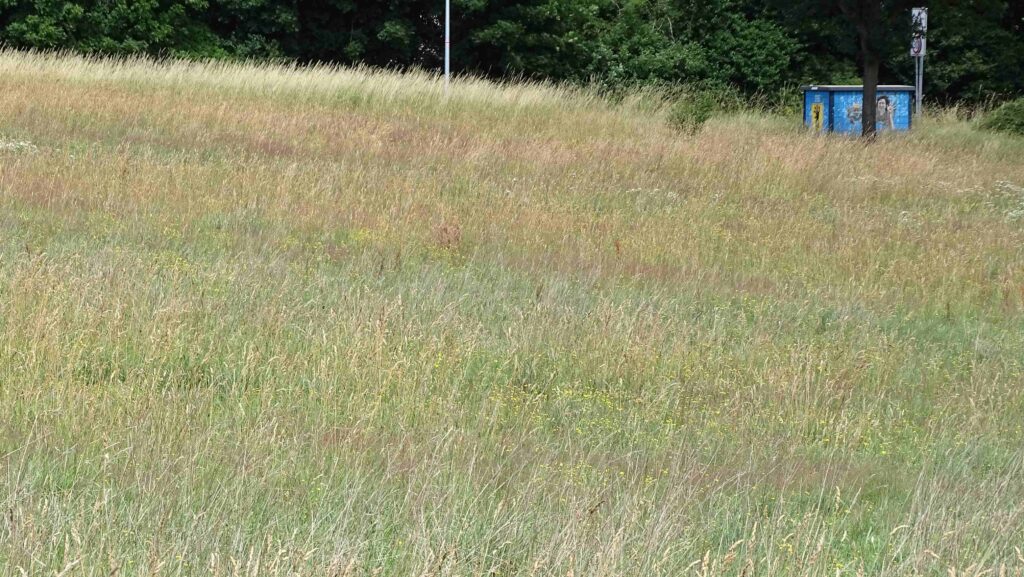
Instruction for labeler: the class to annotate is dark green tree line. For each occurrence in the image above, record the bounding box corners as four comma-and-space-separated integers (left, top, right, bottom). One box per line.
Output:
0, 0, 1020, 104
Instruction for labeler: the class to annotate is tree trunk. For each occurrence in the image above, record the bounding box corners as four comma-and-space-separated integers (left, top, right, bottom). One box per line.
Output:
861, 50, 879, 139
855, 0, 883, 140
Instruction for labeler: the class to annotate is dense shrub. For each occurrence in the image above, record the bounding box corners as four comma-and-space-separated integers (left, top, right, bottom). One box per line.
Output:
668, 94, 715, 133
979, 98, 1024, 136
667, 82, 743, 133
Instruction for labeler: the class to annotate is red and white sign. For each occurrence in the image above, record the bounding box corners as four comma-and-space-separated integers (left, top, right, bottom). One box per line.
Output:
911, 8, 927, 57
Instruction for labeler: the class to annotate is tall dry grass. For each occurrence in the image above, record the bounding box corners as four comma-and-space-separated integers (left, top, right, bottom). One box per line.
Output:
1, 50, 1023, 576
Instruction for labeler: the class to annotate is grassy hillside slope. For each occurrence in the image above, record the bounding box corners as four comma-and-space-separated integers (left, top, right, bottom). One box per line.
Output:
1, 51, 1023, 576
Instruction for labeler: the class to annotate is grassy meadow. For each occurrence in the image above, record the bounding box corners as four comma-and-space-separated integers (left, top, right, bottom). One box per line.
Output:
1, 50, 1023, 576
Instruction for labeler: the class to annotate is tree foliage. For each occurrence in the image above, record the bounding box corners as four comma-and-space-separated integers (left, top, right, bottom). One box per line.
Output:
0, 0, 1020, 104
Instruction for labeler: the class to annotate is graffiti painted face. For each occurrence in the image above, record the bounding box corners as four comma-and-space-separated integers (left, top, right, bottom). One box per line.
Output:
846, 102, 862, 124
875, 96, 897, 130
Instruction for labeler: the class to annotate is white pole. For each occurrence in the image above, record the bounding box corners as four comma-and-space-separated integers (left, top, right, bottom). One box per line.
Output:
919, 56, 924, 116
444, 0, 450, 92
917, 57, 925, 116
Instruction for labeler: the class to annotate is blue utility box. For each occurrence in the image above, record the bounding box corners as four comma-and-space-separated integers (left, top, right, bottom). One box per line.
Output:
802, 85, 915, 134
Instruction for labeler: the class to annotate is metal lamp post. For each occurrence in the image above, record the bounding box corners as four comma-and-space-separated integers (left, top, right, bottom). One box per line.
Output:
444, 0, 450, 92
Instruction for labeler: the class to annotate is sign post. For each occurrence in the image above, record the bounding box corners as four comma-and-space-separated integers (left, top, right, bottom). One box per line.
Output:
911, 7, 927, 117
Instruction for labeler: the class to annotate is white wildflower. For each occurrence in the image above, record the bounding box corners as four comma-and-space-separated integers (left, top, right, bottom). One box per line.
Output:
0, 138, 39, 153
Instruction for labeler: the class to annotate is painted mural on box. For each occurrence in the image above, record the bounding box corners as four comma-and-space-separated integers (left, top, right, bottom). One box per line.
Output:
833, 91, 911, 133
804, 91, 830, 131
